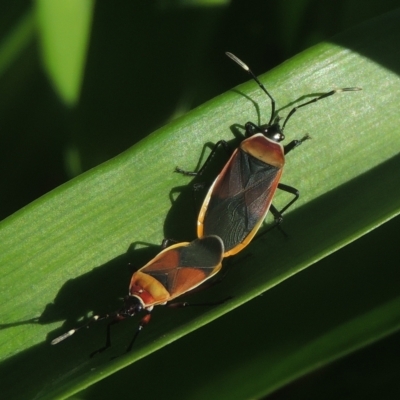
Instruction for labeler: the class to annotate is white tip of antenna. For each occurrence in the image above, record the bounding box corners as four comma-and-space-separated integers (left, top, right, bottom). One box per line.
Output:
225, 52, 250, 71
51, 329, 76, 345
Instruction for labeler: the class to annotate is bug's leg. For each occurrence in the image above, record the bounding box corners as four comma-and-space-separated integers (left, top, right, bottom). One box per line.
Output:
257, 183, 299, 239
276, 183, 299, 215
257, 204, 287, 239
167, 296, 231, 308
284, 134, 311, 155
245, 121, 262, 136
175, 140, 231, 176
90, 315, 123, 358
265, 183, 300, 223
106, 313, 152, 359
269, 204, 283, 225
161, 238, 179, 248
125, 313, 152, 353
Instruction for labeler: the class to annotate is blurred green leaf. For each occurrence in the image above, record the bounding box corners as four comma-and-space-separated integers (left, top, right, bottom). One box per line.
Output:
35, 0, 94, 106
1, 8, 400, 400
0, 11, 34, 76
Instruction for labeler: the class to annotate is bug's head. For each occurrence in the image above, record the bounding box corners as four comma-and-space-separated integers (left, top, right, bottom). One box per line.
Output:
246, 120, 285, 143
121, 295, 144, 317
264, 122, 285, 143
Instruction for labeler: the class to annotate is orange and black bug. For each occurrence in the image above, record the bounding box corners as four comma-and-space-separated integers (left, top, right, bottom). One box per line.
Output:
51, 235, 224, 355
177, 52, 361, 256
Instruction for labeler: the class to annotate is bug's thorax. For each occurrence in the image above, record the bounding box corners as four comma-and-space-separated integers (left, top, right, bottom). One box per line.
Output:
129, 270, 170, 307
241, 133, 285, 168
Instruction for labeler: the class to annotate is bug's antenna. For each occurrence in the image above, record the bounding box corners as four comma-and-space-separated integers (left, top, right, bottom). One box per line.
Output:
281, 87, 362, 131
51, 314, 105, 345
226, 52, 275, 125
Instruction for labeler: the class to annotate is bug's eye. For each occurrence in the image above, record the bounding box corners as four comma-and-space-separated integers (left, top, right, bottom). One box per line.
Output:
273, 132, 285, 142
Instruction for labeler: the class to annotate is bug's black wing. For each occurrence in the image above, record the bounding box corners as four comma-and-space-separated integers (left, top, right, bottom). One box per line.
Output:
203, 149, 281, 253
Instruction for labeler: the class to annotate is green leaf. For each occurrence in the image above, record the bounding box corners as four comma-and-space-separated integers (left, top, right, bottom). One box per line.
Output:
1, 8, 400, 400
77, 214, 400, 400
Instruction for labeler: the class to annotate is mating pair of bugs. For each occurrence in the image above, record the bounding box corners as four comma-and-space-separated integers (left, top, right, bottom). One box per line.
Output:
52, 53, 360, 356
